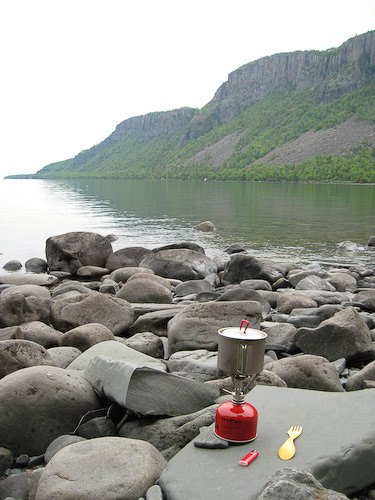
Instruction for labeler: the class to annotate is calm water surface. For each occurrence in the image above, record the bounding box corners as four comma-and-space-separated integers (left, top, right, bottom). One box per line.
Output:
0, 178, 374, 269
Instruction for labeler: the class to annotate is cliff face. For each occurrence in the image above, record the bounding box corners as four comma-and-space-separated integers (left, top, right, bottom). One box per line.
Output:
182, 31, 375, 141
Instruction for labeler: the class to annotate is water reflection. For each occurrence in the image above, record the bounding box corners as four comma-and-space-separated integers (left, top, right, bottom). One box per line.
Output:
0, 178, 374, 268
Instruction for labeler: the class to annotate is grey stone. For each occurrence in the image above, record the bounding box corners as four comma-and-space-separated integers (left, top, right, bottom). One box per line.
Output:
254, 468, 350, 500
109, 266, 154, 283
127, 307, 182, 337
353, 289, 375, 312
0, 273, 58, 286
0, 294, 52, 327
127, 272, 172, 289
158, 385, 375, 499
0, 284, 51, 299
3, 260, 22, 271
124, 332, 164, 358
167, 301, 262, 354
115, 278, 173, 303
338, 240, 359, 252
287, 270, 330, 287
240, 279, 272, 291
0, 365, 101, 455
76, 416, 117, 439
44, 435, 87, 463
345, 360, 375, 390
0, 326, 22, 341
51, 282, 92, 298
146, 484, 164, 500
224, 244, 246, 254
193, 425, 229, 449
25, 258, 48, 273
60, 323, 115, 351
193, 221, 215, 232
47, 346, 82, 368
167, 350, 220, 381
50, 291, 134, 335
277, 289, 350, 306
221, 254, 286, 285
84, 355, 219, 417
0, 471, 30, 500
140, 248, 218, 281
174, 279, 214, 297
35, 437, 167, 500
17, 321, 62, 348
287, 315, 322, 328
0, 340, 55, 379
45, 231, 113, 274
295, 275, 336, 291
261, 322, 297, 353
0, 447, 13, 475
76, 265, 109, 277
67, 340, 166, 373
216, 288, 271, 315
328, 272, 357, 292
105, 247, 152, 271
99, 278, 119, 294
294, 307, 375, 363
119, 405, 219, 460
264, 354, 345, 391
277, 294, 318, 314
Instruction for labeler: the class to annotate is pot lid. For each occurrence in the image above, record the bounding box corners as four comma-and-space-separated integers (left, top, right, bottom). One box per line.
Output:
218, 320, 267, 341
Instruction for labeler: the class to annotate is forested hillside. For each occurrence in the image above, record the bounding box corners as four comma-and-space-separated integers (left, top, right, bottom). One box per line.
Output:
17, 30, 375, 183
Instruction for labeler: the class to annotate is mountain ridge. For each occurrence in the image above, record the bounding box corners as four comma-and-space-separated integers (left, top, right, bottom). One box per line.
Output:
10, 30, 375, 183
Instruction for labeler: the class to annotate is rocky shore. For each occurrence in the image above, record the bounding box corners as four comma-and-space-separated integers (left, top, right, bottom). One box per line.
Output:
0, 230, 375, 500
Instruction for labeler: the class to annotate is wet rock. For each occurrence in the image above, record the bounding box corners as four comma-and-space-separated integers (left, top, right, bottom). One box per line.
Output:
2, 260, 22, 271
59, 323, 116, 351
221, 254, 286, 285
140, 249, 217, 281
255, 468, 350, 500
193, 221, 215, 232
0, 339, 55, 378
0, 365, 101, 455
105, 247, 152, 271
124, 332, 164, 358
84, 355, 219, 416
25, 258, 48, 273
167, 301, 262, 354
338, 240, 359, 252
17, 321, 62, 348
45, 231, 113, 274
50, 292, 134, 335
115, 278, 173, 303
294, 307, 375, 363
264, 354, 345, 391
35, 437, 167, 500
119, 405, 219, 460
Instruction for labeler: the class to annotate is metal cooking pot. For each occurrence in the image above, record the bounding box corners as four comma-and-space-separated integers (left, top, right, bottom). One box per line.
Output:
217, 320, 267, 376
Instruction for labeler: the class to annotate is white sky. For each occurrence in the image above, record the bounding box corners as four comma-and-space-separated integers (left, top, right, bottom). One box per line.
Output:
0, 0, 374, 178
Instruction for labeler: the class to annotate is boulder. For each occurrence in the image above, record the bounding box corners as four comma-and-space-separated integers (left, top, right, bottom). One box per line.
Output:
34, 437, 167, 500
0, 273, 58, 286
0, 293, 52, 328
277, 294, 318, 314
76, 266, 109, 278
50, 292, 134, 335
25, 258, 48, 273
140, 249, 217, 281
0, 284, 51, 299
221, 254, 286, 285
0, 446, 13, 475
60, 323, 116, 351
109, 266, 154, 283
44, 435, 87, 463
217, 288, 271, 315
0, 339, 55, 378
127, 307, 182, 337
51, 281, 92, 298
47, 346, 82, 368
264, 354, 344, 391
105, 247, 152, 271
154, 242, 205, 253
174, 279, 214, 297
115, 278, 173, 303
0, 365, 101, 455
338, 240, 359, 252
277, 289, 350, 306
67, 340, 167, 373
0, 325, 21, 340
45, 231, 113, 274
353, 289, 375, 312
84, 355, 220, 416
124, 332, 164, 358
119, 405, 218, 461
287, 270, 330, 287
345, 360, 375, 391
295, 275, 336, 291
0, 471, 31, 500
254, 468, 350, 500
127, 272, 172, 289
368, 236, 375, 246
261, 322, 297, 353
327, 272, 357, 292
193, 221, 215, 232
168, 301, 262, 354
167, 350, 220, 381
224, 244, 246, 254
294, 307, 375, 363
240, 279, 272, 291
17, 321, 62, 348
2, 259, 22, 271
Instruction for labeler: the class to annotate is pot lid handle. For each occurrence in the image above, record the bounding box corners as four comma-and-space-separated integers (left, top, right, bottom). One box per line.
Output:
240, 320, 249, 333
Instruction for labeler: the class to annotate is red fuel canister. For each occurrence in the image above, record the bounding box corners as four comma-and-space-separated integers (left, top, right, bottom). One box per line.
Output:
214, 400, 258, 443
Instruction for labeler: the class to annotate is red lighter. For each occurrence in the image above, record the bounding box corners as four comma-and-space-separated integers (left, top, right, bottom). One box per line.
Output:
239, 450, 259, 466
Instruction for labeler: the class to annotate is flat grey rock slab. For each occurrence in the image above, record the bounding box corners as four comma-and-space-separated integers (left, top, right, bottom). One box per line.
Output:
159, 385, 375, 500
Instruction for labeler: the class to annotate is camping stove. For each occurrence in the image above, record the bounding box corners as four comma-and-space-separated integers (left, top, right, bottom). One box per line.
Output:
214, 320, 267, 443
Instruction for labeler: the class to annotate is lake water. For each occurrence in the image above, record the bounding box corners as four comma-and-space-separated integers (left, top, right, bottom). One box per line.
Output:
0, 178, 374, 270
